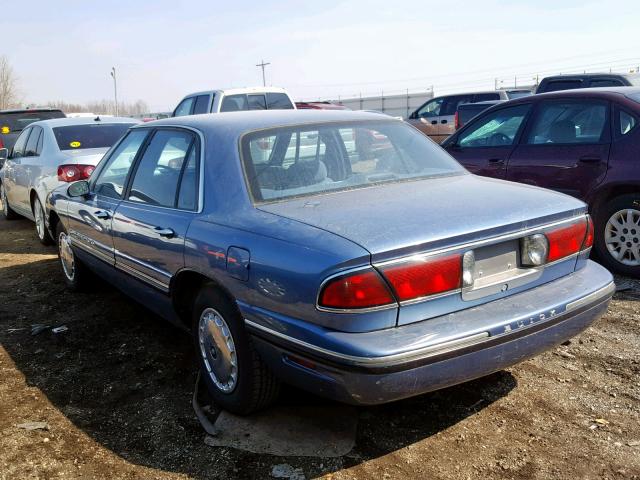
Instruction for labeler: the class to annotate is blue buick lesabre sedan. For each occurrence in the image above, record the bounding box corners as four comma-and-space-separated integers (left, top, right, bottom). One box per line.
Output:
46, 110, 615, 414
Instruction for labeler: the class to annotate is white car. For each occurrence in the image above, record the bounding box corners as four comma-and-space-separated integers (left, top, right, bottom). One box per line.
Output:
0, 116, 139, 244
172, 86, 296, 116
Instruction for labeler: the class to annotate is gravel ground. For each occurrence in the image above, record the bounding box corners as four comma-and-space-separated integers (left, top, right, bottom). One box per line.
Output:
0, 216, 639, 480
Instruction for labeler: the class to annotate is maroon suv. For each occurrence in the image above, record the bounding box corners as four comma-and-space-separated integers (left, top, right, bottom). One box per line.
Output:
441, 87, 640, 277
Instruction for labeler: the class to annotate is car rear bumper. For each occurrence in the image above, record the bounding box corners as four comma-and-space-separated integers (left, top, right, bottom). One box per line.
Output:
242, 261, 614, 405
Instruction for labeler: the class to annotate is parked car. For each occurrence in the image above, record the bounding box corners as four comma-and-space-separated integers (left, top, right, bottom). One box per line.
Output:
46, 110, 613, 414
406, 90, 528, 143
441, 87, 640, 277
172, 87, 296, 117
295, 101, 349, 110
0, 108, 66, 151
535, 73, 640, 93
0, 116, 139, 244
455, 100, 505, 130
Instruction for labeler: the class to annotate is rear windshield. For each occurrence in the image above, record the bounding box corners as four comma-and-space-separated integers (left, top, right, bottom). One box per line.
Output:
53, 123, 134, 151
0, 110, 65, 133
241, 120, 465, 203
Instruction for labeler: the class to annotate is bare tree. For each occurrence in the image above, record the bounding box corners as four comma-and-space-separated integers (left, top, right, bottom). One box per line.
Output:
0, 56, 19, 109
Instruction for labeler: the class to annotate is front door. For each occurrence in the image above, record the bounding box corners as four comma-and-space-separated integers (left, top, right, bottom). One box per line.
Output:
446, 103, 531, 179
5, 127, 32, 214
507, 99, 611, 200
66, 129, 149, 264
111, 128, 200, 291
406, 97, 444, 140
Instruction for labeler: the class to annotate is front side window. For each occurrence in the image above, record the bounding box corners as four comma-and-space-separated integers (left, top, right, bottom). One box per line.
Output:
53, 123, 134, 151
173, 97, 195, 117
458, 104, 530, 148
128, 130, 196, 208
25, 126, 42, 156
266, 92, 294, 110
11, 128, 31, 158
220, 94, 248, 112
416, 98, 443, 118
526, 101, 608, 145
192, 95, 211, 115
93, 130, 148, 199
241, 120, 465, 202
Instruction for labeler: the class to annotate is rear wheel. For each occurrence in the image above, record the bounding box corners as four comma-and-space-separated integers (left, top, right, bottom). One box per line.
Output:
0, 183, 19, 220
594, 194, 640, 278
192, 284, 280, 414
56, 223, 90, 290
33, 197, 53, 245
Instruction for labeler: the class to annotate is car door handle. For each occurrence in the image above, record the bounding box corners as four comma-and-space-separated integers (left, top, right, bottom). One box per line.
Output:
431, 120, 438, 125
579, 155, 601, 163
441, 119, 447, 124
94, 210, 111, 219
154, 227, 175, 238
488, 158, 505, 164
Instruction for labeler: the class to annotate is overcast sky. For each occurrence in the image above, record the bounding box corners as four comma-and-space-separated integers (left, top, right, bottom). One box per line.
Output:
4, 0, 640, 111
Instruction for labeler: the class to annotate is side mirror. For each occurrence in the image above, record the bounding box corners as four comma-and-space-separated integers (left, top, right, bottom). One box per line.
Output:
68, 180, 90, 197
409, 111, 417, 120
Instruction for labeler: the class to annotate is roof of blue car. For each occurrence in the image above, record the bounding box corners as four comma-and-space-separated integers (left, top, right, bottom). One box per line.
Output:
135, 109, 401, 135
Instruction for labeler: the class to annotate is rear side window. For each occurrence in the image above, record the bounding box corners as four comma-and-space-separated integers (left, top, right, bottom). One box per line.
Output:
526, 101, 608, 145
177, 147, 199, 210
0, 111, 65, 133
441, 95, 474, 116
266, 92, 294, 110
93, 130, 148, 199
25, 126, 42, 156
220, 94, 248, 112
53, 123, 134, 150
458, 105, 530, 148
248, 94, 267, 110
619, 110, 637, 136
540, 80, 583, 92
128, 130, 196, 209
192, 95, 211, 115
173, 97, 195, 117
589, 79, 624, 88
474, 93, 500, 102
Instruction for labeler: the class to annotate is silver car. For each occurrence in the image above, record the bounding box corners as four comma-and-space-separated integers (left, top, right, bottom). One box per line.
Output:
0, 116, 139, 243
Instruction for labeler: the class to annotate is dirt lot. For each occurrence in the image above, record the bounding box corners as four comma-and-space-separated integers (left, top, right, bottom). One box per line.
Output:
0, 216, 639, 480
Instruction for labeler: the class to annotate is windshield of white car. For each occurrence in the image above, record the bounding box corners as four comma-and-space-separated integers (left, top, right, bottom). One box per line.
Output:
241, 120, 466, 203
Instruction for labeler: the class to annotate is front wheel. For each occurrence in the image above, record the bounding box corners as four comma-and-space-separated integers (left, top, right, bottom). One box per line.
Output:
1, 183, 19, 220
34, 197, 54, 245
594, 194, 640, 278
192, 285, 280, 414
56, 223, 90, 290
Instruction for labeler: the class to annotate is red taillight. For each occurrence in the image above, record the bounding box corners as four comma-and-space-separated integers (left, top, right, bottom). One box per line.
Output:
454, 111, 460, 130
0, 137, 4, 148
583, 215, 594, 250
319, 269, 395, 309
57, 164, 95, 182
546, 218, 588, 263
379, 254, 462, 302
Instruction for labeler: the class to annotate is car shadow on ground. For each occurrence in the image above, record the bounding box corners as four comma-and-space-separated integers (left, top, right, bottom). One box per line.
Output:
0, 254, 516, 479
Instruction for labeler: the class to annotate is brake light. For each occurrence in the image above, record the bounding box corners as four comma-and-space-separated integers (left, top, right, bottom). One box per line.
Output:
57, 164, 95, 182
0, 138, 4, 148
454, 111, 460, 130
379, 254, 462, 301
583, 215, 594, 250
319, 269, 395, 309
546, 218, 588, 263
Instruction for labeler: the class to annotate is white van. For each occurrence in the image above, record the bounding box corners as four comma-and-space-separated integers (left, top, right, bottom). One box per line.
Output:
172, 87, 296, 117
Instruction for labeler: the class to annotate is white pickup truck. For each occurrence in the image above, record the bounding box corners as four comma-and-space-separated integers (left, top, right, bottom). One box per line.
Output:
172, 87, 296, 116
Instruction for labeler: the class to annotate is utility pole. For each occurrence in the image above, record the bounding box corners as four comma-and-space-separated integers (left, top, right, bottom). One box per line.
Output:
110, 67, 118, 116
256, 59, 270, 86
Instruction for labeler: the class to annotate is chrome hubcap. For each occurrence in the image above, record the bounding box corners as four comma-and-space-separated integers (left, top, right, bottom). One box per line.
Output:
58, 232, 75, 281
35, 201, 45, 239
605, 208, 640, 266
198, 308, 238, 393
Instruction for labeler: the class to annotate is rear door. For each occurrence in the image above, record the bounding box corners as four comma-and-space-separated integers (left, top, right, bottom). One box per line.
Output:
66, 129, 149, 264
445, 103, 531, 178
506, 98, 611, 200
111, 128, 200, 291
22, 126, 45, 206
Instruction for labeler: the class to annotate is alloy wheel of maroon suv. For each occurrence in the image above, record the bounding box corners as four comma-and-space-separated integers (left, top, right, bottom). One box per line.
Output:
441, 87, 640, 278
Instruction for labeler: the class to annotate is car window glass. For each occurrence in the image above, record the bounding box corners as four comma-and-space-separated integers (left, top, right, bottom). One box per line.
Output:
417, 98, 443, 118
475, 93, 500, 102
173, 97, 195, 117
25, 126, 42, 156
53, 123, 133, 151
266, 92, 294, 109
526, 102, 607, 145
11, 128, 31, 158
220, 94, 248, 112
458, 104, 530, 148
441, 95, 474, 116
93, 130, 148, 199
36, 129, 44, 154
590, 79, 623, 88
177, 146, 198, 210
542, 80, 583, 92
620, 110, 637, 135
192, 95, 210, 115
248, 94, 267, 110
128, 130, 194, 208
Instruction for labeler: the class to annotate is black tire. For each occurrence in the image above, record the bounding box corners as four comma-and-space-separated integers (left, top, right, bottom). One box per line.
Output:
593, 194, 640, 278
1, 182, 19, 220
33, 197, 54, 245
56, 222, 91, 290
192, 284, 280, 414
